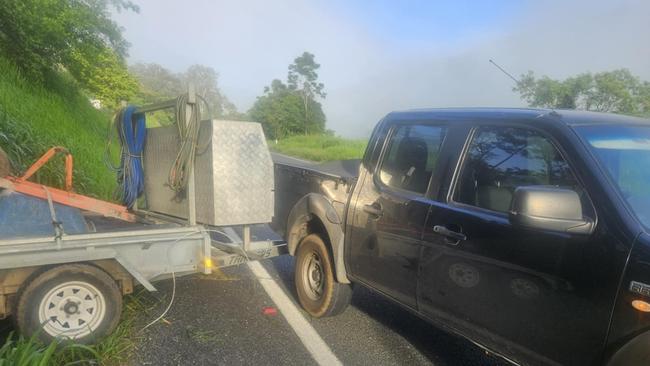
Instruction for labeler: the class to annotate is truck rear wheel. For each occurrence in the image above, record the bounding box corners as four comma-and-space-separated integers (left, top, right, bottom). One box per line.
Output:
295, 234, 351, 317
15, 264, 122, 344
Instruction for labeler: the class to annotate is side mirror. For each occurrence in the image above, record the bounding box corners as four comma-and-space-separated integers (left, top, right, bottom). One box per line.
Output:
509, 186, 594, 235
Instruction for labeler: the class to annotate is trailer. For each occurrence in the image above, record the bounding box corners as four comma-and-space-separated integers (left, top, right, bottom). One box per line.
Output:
0, 90, 286, 344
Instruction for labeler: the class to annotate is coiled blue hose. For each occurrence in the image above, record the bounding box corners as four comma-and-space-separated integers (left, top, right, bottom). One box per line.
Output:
116, 106, 146, 209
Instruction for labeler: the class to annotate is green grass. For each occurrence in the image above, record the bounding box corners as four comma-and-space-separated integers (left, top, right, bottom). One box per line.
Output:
0, 56, 116, 200
270, 134, 367, 162
0, 332, 96, 366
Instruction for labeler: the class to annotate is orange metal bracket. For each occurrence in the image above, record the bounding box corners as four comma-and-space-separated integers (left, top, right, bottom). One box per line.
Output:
18, 146, 73, 191
7, 147, 136, 222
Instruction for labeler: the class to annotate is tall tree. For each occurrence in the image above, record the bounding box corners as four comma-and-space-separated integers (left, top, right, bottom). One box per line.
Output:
0, 0, 139, 107
250, 79, 302, 139
288, 52, 327, 134
515, 69, 650, 117
249, 52, 327, 138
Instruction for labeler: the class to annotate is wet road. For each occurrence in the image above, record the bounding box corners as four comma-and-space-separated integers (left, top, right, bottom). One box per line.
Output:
132, 235, 507, 365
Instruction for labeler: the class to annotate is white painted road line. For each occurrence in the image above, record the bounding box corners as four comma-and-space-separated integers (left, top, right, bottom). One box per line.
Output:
247, 261, 343, 366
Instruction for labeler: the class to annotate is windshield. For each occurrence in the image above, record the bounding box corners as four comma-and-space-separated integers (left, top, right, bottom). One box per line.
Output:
576, 125, 650, 228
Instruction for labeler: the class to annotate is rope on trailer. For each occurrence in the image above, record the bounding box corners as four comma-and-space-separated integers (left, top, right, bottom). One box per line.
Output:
106, 106, 146, 209
166, 95, 199, 197
105, 93, 211, 205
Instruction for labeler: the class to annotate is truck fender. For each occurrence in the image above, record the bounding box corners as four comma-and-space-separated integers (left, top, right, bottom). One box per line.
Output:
286, 193, 350, 284
606, 330, 650, 366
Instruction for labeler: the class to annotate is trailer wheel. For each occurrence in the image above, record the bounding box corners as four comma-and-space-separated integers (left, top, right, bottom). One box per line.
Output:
15, 264, 122, 344
295, 234, 351, 317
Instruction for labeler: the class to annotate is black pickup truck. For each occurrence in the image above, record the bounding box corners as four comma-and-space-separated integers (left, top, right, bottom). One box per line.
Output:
272, 108, 650, 366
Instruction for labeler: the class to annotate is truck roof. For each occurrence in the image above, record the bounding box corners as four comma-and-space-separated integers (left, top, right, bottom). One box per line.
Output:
386, 107, 650, 127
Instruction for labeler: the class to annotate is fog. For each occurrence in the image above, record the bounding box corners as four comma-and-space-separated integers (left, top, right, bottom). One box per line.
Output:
115, 0, 650, 137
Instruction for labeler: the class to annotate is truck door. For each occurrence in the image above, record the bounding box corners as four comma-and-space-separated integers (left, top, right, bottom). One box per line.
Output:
418, 124, 629, 365
347, 122, 447, 308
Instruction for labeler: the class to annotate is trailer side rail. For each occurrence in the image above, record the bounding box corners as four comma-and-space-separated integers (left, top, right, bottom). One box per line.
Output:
0, 226, 212, 291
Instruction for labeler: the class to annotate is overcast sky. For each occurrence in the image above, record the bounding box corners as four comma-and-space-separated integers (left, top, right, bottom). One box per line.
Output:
114, 0, 650, 137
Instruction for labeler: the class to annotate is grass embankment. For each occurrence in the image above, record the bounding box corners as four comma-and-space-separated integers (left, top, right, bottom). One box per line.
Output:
270, 134, 367, 162
0, 56, 116, 199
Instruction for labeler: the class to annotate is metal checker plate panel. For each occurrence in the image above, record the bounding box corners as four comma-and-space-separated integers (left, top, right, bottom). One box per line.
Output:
210, 121, 274, 225
143, 120, 273, 226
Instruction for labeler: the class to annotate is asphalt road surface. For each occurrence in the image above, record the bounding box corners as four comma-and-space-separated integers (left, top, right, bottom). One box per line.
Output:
131, 226, 507, 366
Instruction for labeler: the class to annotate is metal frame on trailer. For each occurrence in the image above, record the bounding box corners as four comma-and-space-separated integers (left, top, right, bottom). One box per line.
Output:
133, 85, 199, 226
0, 87, 287, 327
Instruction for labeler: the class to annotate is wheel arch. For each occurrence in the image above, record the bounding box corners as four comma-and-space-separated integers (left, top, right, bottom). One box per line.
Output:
605, 330, 650, 366
286, 193, 350, 284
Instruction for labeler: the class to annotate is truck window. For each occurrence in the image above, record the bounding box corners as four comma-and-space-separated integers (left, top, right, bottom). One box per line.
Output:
577, 125, 650, 229
455, 126, 579, 213
378, 124, 446, 194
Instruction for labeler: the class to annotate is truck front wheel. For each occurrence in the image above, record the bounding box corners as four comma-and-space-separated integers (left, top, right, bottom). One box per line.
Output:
15, 264, 122, 344
295, 234, 351, 317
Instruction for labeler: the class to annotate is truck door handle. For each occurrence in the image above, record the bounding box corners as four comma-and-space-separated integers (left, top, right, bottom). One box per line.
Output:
363, 203, 383, 217
433, 225, 466, 242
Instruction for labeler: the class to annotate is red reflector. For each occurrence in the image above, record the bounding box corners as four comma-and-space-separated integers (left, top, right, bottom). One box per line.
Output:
262, 306, 278, 316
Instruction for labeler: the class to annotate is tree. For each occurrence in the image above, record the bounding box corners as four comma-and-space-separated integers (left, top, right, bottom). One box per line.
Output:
288, 52, 327, 134
129, 63, 183, 103
250, 79, 302, 139
182, 65, 238, 118
249, 79, 326, 139
68, 47, 139, 107
249, 52, 327, 139
514, 69, 650, 117
0, 0, 139, 107
130, 62, 243, 122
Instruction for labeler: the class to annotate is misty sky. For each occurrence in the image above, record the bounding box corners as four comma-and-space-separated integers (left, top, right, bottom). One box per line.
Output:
114, 0, 650, 137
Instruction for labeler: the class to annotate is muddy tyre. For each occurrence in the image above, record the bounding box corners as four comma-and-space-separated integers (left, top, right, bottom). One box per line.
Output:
15, 264, 122, 344
295, 234, 352, 317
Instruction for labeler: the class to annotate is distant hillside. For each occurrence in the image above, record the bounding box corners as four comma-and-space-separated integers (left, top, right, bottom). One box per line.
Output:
0, 56, 116, 199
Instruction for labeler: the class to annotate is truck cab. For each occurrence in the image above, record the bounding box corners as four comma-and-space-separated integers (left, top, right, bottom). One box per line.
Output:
274, 108, 650, 365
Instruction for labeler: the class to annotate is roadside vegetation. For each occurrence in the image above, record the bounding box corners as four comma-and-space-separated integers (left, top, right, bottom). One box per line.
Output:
270, 134, 367, 162
515, 69, 650, 117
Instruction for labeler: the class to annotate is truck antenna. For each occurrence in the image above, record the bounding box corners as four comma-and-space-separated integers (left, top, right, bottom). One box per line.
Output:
489, 59, 559, 115
489, 59, 520, 85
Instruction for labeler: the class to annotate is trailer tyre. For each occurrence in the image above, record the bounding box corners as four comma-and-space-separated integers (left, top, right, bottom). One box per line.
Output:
15, 264, 122, 344
295, 234, 351, 317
